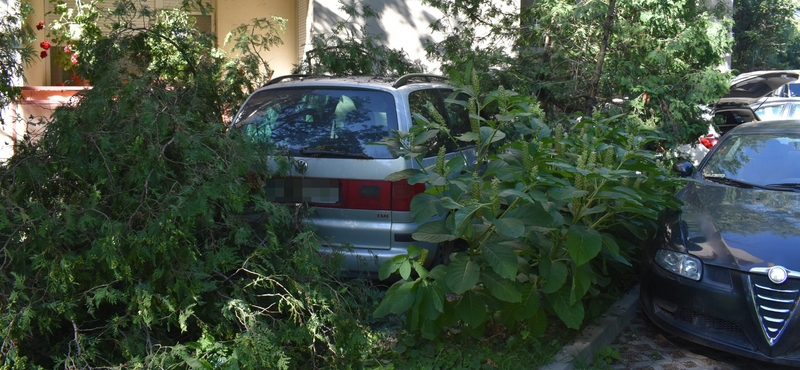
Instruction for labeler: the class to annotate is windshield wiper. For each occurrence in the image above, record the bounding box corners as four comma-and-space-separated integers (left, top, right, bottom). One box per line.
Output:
764, 183, 800, 192
299, 148, 373, 159
705, 176, 800, 192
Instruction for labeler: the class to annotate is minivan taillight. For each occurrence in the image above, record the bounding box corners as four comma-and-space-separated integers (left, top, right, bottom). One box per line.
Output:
311, 179, 425, 211
342, 180, 391, 210
391, 180, 426, 211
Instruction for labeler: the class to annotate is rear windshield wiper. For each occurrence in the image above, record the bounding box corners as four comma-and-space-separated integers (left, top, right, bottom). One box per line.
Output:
299, 148, 373, 159
705, 176, 799, 192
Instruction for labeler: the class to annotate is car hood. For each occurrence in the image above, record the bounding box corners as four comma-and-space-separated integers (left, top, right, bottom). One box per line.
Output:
718, 70, 800, 106
677, 181, 800, 271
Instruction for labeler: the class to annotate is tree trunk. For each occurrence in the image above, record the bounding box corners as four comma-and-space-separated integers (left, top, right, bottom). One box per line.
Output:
587, 0, 618, 114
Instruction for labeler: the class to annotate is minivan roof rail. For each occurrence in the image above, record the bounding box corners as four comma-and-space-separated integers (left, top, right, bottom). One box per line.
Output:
262, 74, 312, 87
392, 74, 448, 88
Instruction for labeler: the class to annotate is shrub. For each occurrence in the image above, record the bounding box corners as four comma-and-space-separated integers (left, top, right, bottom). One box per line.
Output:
0, 3, 375, 369
374, 69, 683, 339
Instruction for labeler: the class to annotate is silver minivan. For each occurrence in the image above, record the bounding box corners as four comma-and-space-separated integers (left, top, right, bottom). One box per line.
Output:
229, 74, 475, 273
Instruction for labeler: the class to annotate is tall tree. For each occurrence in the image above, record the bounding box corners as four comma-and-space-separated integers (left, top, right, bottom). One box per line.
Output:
732, 0, 800, 72
424, 0, 733, 145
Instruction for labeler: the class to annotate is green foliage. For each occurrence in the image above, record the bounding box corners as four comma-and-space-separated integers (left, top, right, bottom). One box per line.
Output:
374, 71, 682, 339
294, 0, 424, 76
732, 0, 800, 71
0, 4, 375, 369
224, 15, 287, 88
45, 0, 104, 78
0, 0, 35, 113
423, 0, 732, 145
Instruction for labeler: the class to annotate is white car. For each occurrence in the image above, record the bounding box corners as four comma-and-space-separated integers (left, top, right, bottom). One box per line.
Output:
676, 70, 800, 164
229, 74, 477, 274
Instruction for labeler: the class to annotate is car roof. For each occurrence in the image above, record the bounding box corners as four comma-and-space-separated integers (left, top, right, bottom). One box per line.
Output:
728, 120, 800, 135
750, 96, 800, 106
256, 74, 454, 91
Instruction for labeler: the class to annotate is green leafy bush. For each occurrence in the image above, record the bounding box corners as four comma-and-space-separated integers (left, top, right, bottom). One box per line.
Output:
0, 3, 376, 369
374, 70, 682, 339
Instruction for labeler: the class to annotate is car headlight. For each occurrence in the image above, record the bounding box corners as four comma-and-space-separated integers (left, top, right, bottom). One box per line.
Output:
654, 249, 702, 281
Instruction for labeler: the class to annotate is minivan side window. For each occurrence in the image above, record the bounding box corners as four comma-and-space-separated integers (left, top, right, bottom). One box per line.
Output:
409, 89, 472, 157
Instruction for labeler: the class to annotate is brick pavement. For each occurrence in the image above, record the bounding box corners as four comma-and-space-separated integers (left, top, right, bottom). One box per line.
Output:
606, 308, 797, 370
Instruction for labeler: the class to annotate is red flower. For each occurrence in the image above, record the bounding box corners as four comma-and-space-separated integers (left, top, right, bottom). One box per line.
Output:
64, 44, 72, 53
40, 50, 48, 58
40, 41, 51, 50
70, 54, 78, 65
36, 20, 44, 30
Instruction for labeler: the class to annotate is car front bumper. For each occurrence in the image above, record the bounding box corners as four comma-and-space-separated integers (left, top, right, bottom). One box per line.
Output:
640, 261, 800, 366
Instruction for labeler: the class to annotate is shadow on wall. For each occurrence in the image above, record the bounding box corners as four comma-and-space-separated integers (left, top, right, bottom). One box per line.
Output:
311, 0, 442, 72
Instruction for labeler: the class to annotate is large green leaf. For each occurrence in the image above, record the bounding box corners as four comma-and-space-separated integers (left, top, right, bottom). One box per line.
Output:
410, 193, 446, 223
596, 191, 642, 206
445, 254, 480, 294
481, 270, 522, 303
399, 260, 412, 280
540, 259, 568, 294
550, 288, 585, 329
570, 263, 594, 305
378, 258, 402, 281
567, 225, 602, 266
445, 156, 466, 175
514, 284, 541, 320
479, 126, 506, 144
421, 282, 445, 319
491, 217, 525, 238
482, 242, 519, 279
601, 233, 620, 257
455, 290, 487, 327
549, 186, 589, 201
456, 132, 479, 142
412, 129, 440, 146
373, 281, 404, 317
389, 281, 419, 314
385, 168, 422, 182
505, 203, 554, 227
612, 185, 643, 200
413, 220, 456, 243
526, 306, 548, 337
454, 204, 481, 232
409, 171, 446, 186
498, 188, 534, 203
440, 197, 464, 209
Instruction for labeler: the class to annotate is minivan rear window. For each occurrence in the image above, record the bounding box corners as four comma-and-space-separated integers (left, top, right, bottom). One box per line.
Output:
233, 88, 398, 159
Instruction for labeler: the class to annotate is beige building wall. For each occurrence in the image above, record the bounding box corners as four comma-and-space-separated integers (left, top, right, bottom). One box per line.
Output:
309, 0, 519, 74
216, 0, 302, 76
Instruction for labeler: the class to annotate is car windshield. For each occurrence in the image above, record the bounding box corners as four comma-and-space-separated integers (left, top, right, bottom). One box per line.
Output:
702, 132, 800, 187
232, 88, 398, 159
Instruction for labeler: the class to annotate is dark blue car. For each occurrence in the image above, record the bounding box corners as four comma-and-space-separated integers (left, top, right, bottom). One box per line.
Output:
641, 120, 800, 366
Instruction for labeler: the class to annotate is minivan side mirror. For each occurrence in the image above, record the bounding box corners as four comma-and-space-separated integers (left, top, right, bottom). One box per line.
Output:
672, 161, 694, 177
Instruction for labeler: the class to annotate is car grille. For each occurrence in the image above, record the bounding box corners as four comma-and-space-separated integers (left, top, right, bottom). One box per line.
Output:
654, 301, 752, 349
748, 274, 800, 346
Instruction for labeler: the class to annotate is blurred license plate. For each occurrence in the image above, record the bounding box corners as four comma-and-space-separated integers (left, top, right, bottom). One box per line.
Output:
264, 178, 340, 204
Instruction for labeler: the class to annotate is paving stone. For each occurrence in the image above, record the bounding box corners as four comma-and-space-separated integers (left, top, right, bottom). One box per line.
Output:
606, 308, 797, 370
